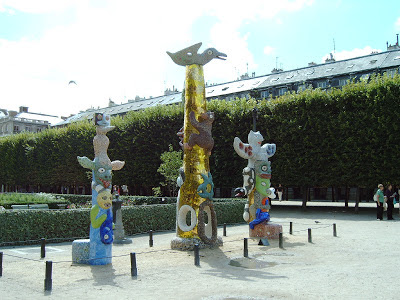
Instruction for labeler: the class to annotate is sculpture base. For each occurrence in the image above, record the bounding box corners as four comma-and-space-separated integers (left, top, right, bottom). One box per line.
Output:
249, 222, 282, 239
171, 236, 223, 251
72, 239, 90, 264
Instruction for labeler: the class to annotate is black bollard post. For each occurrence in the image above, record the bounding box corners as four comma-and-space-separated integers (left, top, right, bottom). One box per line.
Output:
223, 223, 227, 237
149, 230, 153, 247
308, 228, 312, 243
333, 223, 337, 237
289, 222, 293, 234
44, 261, 52, 291
244, 238, 248, 257
130, 253, 137, 277
194, 244, 200, 266
279, 232, 283, 249
41, 238, 46, 259
0, 252, 3, 277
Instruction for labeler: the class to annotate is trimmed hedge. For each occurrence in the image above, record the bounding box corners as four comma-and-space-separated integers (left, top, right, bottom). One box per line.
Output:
2, 74, 400, 192
0, 199, 247, 246
0, 193, 69, 209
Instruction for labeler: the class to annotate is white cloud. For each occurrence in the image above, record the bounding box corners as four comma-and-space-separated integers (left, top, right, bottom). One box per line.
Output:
396, 17, 400, 30
0, 0, 314, 117
263, 46, 275, 55
321, 46, 382, 63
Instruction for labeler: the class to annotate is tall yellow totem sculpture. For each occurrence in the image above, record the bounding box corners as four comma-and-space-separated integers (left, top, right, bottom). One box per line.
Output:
167, 43, 226, 250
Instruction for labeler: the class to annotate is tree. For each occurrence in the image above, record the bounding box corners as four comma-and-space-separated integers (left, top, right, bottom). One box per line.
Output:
157, 144, 183, 196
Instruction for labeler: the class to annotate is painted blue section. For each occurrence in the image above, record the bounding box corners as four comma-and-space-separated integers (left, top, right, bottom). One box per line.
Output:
89, 172, 112, 265
249, 209, 270, 229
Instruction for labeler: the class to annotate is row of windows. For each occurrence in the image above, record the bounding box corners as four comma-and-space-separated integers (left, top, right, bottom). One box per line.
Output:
212, 68, 399, 101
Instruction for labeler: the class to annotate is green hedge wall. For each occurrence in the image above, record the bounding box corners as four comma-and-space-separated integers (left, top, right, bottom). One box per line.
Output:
1, 74, 400, 192
0, 200, 246, 245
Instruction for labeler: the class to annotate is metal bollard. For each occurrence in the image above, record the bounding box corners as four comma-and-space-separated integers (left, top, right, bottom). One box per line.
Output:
194, 244, 200, 266
44, 261, 52, 291
308, 228, 312, 243
223, 223, 227, 237
0, 252, 3, 277
130, 253, 137, 277
333, 223, 337, 237
279, 232, 283, 249
289, 222, 293, 234
244, 238, 248, 257
41, 238, 46, 258
149, 230, 153, 247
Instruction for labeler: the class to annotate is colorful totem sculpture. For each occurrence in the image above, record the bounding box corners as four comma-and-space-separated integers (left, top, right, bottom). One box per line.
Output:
234, 129, 282, 243
77, 113, 125, 264
167, 42, 226, 250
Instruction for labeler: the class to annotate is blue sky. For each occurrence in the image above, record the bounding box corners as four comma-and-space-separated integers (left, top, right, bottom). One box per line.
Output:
0, 0, 399, 117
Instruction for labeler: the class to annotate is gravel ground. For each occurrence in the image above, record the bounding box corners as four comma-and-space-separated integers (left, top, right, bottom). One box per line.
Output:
1, 202, 399, 300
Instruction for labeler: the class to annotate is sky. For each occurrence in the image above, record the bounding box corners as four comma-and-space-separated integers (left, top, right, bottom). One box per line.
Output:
0, 0, 400, 118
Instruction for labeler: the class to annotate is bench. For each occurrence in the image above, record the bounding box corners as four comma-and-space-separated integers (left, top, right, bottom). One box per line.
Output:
11, 204, 29, 210
29, 204, 49, 209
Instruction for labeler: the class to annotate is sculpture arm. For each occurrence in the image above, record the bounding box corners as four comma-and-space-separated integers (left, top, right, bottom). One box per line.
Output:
189, 111, 199, 128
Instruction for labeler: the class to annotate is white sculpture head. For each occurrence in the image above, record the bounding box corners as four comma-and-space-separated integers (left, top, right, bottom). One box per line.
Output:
248, 130, 264, 148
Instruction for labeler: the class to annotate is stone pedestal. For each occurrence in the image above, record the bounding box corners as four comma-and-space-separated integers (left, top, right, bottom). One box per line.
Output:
171, 236, 223, 251
249, 222, 282, 239
72, 239, 90, 264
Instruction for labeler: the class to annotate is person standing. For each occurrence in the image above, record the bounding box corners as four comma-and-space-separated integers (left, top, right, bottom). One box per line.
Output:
375, 184, 385, 220
277, 184, 284, 201
385, 184, 395, 220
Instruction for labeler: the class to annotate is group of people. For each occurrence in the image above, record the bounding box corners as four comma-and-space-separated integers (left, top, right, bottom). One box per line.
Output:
375, 183, 398, 220
112, 184, 129, 196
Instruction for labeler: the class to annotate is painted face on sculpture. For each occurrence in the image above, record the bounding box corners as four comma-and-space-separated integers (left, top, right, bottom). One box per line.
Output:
255, 176, 271, 197
255, 160, 271, 197
95, 113, 111, 127
248, 131, 264, 149
97, 189, 113, 209
93, 161, 113, 189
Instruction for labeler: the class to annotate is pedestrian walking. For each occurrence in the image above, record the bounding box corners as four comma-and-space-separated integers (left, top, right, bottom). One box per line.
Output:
277, 184, 283, 201
385, 184, 396, 220
375, 184, 385, 220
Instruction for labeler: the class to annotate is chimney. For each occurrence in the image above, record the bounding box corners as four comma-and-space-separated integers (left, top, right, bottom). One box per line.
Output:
19, 106, 28, 113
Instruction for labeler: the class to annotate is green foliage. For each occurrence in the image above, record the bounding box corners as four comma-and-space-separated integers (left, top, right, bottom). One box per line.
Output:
1, 74, 400, 191
0, 199, 246, 245
157, 144, 183, 196
0, 193, 69, 209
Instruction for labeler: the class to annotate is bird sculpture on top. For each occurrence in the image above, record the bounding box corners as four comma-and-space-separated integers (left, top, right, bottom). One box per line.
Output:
167, 42, 226, 66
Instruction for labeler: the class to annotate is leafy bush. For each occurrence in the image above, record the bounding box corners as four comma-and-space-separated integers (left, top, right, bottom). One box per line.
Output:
2, 74, 400, 192
0, 193, 69, 209
0, 199, 246, 245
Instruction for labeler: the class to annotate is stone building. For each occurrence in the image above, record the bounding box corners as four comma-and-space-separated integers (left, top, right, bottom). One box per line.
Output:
0, 106, 63, 136
56, 40, 400, 127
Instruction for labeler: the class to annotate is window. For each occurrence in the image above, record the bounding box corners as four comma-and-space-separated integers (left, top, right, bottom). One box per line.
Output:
386, 68, 398, 78
278, 87, 288, 96
297, 84, 306, 92
339, 79, 348, 86
317, 81, 327, 88
360, 73, 370, 81
13, 125, 19, 132
261, 90, 269, 98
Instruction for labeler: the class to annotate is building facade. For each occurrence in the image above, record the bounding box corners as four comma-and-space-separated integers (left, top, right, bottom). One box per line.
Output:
56, 42, 400, 127
0, 106, 64, 136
